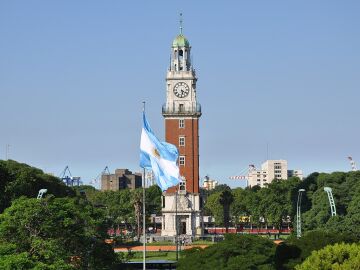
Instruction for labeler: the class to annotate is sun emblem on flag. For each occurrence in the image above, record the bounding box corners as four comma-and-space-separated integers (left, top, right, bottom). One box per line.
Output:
152, 148, 160, 158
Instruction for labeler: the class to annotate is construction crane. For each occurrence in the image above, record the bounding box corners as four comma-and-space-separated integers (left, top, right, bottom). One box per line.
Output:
348, 156, 357, 171
90, 166, 111, 188
59, 166, 82, 187
229, 164, 256, 185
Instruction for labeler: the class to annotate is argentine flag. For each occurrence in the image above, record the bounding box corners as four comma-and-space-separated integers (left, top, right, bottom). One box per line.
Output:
140, 112, 180, 191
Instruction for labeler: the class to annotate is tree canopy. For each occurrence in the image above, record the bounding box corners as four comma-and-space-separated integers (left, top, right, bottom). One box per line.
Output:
204, 171, 360, 239
0, 196, 116, 269
0, 160, 75, 213
177, 234, 276, 270
275, 230, 357, 269
295, 243, 360, 270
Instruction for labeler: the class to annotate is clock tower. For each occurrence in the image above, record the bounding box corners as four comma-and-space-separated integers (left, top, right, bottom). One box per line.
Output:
161, 17, 202, 237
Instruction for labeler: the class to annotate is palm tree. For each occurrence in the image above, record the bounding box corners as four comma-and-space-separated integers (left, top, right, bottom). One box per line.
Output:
219, 189, 234, 233
131, 189, 143, 241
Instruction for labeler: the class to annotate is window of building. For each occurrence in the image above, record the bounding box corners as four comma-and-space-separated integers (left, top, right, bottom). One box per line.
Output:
179, 136, 185, 147
162, 196, 165, 208
179, 181, 186, 191
179, 104, 184, 112
179, 156, 185, 166
179, 119, 185, 128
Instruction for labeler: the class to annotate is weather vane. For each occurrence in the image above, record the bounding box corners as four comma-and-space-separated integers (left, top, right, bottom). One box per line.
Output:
180, 13, 183, 34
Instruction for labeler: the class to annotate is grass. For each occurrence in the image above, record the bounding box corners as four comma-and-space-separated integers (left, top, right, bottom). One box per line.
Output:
146, 241, 175, 246
129, 251, 179, 262
192, 239, 214, 245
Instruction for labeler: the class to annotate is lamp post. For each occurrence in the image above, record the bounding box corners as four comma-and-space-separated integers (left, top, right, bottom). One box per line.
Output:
37, 189, 47, 199
324, 187, 337, 216
296, 189, 305, 238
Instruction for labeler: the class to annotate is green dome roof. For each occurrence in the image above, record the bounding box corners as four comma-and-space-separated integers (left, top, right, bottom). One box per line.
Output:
172, 34, 190, 47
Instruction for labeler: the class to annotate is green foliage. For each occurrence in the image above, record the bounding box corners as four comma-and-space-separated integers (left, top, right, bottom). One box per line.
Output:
261, 178, 300, 228
295, 243, 360, 270
0, 196, 116, 269
301, 171, 360, 237
219, 188, 234, 231
77, 184, 162, 232
205, 192, 223, 225
0, 160, 75, 213
207, 184, 231, 196
275, 230, 357, 269
177, 234, 276, 270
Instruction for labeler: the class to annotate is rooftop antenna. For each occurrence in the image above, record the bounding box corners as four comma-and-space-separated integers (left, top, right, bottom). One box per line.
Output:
179, 13, 183, 34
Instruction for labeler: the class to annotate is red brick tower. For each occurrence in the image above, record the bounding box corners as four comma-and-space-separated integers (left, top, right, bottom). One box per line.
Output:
162, 25, 201, 195
161, 18, 203, 237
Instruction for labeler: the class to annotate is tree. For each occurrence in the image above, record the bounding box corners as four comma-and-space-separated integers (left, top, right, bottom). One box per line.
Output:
262, 178, 301, 231
207, 184, 231, 195
145, 185, 162, 216
275, 230, 357, 270
131, 189, 143, 241
301, 171, 360, 236
295, 243, 360, 270
177, 234, 276, 270
231, 188, 251, 226
204, 192, 223, 226
0, 160, 75, 213
79, 185, 162, 235
219, 188, 234, 233
0, 196, 116, 269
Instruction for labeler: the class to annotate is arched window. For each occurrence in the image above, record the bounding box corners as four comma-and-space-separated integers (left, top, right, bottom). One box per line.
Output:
179, 176, 186, 194
179, 50, 184, 70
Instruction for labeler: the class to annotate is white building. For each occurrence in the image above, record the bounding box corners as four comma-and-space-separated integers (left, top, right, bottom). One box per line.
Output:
248, 160, 303, 188
202, 176, 218, 190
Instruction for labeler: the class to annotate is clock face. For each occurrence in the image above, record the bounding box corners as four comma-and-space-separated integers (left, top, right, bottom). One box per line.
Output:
173, 82, 190, 98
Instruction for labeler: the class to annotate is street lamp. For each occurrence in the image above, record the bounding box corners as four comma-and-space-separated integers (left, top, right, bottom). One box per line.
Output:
37, 189, 47, 199
296, 189, 305, 238
324, 187, 337, 216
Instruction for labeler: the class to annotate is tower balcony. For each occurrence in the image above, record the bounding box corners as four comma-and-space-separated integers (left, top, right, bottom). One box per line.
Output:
166, 70, 196, 79
162, 103, 202, 117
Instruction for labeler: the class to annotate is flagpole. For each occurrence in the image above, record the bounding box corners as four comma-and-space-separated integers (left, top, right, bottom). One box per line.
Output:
142, 101, 146, 270
175, 185, 179, 261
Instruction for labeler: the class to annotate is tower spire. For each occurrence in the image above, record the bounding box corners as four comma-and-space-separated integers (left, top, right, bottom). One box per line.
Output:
179, 13, 183, 34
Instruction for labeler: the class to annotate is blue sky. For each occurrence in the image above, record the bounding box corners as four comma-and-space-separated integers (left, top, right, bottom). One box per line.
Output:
1, 1, 359, 188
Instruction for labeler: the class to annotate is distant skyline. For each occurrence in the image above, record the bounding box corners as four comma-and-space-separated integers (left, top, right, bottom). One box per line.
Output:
1, 1, 359, 188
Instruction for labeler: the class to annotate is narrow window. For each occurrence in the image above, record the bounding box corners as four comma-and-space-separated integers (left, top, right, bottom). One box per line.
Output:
179, 119, 185, 128
179, 136, 185, 147
179, 156, 185, 166
179, 50, 184, 70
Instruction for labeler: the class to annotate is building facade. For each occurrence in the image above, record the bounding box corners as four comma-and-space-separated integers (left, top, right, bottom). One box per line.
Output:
161, 21, 203, 236
248, 160, 303, 188
202, 176, 218, 191
101, 169, 142, 191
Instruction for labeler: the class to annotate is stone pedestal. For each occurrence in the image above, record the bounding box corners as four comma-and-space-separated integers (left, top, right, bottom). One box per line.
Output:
161, 193, 203, 237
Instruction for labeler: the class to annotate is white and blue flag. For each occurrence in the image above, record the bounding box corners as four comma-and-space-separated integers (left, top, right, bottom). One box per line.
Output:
140, 112, 180, 191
